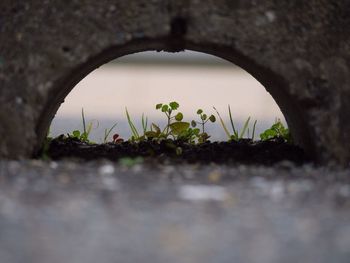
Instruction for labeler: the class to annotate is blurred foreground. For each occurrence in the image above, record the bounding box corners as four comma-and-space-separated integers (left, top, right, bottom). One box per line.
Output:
0, 160, 349, 263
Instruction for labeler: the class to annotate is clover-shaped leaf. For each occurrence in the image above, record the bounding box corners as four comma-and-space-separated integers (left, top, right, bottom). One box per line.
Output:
209, 115, 216, 122
175, 112, 183, 121
161, 105, 169, 112
169, 101, 179, 110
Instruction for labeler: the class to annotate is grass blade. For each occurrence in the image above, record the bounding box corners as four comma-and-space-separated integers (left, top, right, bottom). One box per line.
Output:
103, 123, 118, 143
228, 105, 237, 136
141, 113, 148, 134
86, 122, 93, 136
82, 108, 86, 135
239, 117, 251, 139
252, 120, 257, 140
125, 108, 139, 139
213, 106, 230, 139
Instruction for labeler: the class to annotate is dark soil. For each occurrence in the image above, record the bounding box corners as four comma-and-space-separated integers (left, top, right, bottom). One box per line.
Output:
46, 136, 310, 165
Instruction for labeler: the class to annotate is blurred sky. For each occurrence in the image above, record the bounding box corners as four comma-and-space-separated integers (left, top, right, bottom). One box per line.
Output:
50, 50, 286, 142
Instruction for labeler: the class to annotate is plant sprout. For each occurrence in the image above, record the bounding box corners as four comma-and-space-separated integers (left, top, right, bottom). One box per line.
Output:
260, 119, 291, 143
103, 123, 118, 143
213, 105, 257, 141
153, 101, 189, 139
125, 108, 150, 142
191, 109, 216, 134
191, 109, 216, 143
69, 108, 96, 143
51, 103, 291, 147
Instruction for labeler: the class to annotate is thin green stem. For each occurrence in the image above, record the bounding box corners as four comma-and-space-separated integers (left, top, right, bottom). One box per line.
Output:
82, 108, 86, 135
228, 105, 237, 136
213, 106, 230, 139
252, 120, 257, 140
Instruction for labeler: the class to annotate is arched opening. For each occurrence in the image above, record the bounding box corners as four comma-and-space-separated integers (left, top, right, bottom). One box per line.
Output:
36, 40, 313, 162
50, 50, 286, 143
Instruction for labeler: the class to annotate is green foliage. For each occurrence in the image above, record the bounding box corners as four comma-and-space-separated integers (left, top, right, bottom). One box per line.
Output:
191, 108, 216, 143
141, 113, 148, 134
52, 103, 292, 149
125, 108, 149, 142
177, 127, 201, 143
260, 119, 291, 143
125, 107, 140, 141
68, 108, 94, 143
153, 101, 190, 140
213, 106, 257, 141
103, 123, 118, 143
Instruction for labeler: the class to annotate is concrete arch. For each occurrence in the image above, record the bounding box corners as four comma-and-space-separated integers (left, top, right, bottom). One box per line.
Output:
36, 40, 312, 158
0, 0, 349, 164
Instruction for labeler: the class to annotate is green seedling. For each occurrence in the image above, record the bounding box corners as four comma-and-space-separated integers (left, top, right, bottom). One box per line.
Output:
247, 119, 258, 141
141, 113, 148, 135
69, 108, 95, 143
191, 109, 216, 143
103, 123, 118, 143
144, 122, 164, 140
213, 105, 257, 141
51, 102, 294, 161
177, 127, 201, 144
125, 107, 140, 141
125, 108, 150, 142
260, 119, 291, 143
145, 101, 190, 139
191, 109, 216, 134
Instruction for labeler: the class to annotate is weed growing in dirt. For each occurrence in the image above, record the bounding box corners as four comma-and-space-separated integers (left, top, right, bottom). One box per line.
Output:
213, 106, 257, 141
68, 108, 95, 143
103, 123, 118, 143
142, 102, 190, 141
155, 101, 189, 138
50, 103, 291, 146
260, 119, 291, 143
191, 109, 216, 143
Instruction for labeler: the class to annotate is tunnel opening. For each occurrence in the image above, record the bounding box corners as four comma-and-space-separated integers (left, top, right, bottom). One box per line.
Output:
41, 48, 309, 165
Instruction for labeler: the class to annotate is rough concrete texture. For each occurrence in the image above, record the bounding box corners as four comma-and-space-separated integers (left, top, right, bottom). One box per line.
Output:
0, 160, 350, 263
0, 0, 350, 164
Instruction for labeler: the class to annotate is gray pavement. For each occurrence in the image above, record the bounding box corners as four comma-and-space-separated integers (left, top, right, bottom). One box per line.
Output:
0, 160, 349, 263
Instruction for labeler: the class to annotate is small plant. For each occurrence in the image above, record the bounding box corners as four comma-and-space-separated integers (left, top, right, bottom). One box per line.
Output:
191, 109, 216, 143
68, 108, 95, 143
125, 108, 149, 142
260, 119, 291, 143
146, 101, 190, 140
213, 105, 257, 141
52, 103, 294, 158
103, 123, 118, 143
125, 107, 140, 141
177, 127, 201, 144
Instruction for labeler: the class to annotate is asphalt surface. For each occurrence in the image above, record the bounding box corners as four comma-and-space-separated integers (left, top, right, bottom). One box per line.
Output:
0, 159, 349, 263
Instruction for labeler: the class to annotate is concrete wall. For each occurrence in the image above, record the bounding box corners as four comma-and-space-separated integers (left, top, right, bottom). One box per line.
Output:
0, 0, 349, 164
